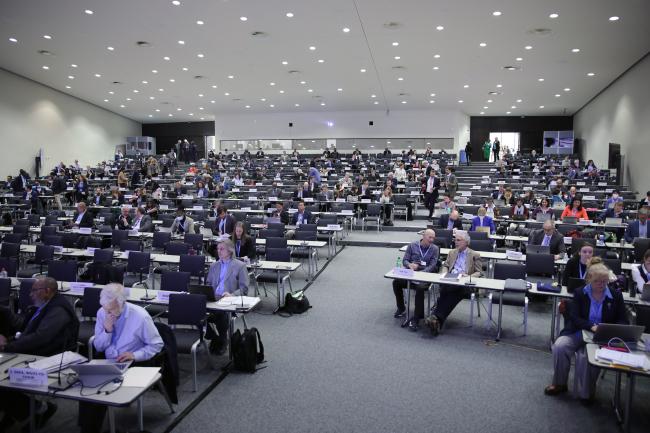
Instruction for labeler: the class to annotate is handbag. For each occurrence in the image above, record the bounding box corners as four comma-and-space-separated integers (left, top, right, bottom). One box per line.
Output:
231, 328, 265, 373
282, 290, 312, 315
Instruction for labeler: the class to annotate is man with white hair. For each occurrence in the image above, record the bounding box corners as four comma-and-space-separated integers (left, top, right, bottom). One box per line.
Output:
425, 231, 483, 336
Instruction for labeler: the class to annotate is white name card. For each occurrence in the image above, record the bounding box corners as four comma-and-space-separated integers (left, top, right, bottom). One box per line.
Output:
523, 186, 532, 191
472, 186, 481, 190
79, 228, 92, 235
497, 181, 505, 185
304, 197, 314, 202
255, 183, 263, 186
249, 188, 258, 192
490, 169, 497, 172
361, 199, 371, 203
341, 210, 354, 215
248, 196, 258, 201
160, 204, 169, 210
577, 182, 586, 186
481, 180, 489, 184
512, 176, 521, 179
9, 368, 48, 387
327, 224, 341, 230
277, 183, 284, 186
336, 198, 346, 202
580, 188, 590, 192
598, 182, 607, 186
393, 268, 415, 277
241, 207, 252, 211
460, 191, 471, 197
411, 191, 421, 195
192, 205, 203, 210
69, 282, 94, 295
584, 195, 596, 200
482, 175, 490, 179
231, 188, 240, 192
397, 184, 406, 189
86, 247, 98, 254
156, 290, 174, 302
268, 197, 278, 201
530, 181, 539, 185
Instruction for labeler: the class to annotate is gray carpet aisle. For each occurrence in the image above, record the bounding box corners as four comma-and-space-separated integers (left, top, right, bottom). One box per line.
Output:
173, 247, 650, 433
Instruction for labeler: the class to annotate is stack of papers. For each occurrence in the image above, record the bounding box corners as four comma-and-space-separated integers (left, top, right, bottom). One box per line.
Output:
595, 348, 650, 370
28, 351, 87, 373
215, 296, 260, 309
440, 272, 460, 282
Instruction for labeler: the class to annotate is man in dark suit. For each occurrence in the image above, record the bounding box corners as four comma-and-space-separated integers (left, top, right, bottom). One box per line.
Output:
0, 277, 79, 429
528, 219, 566, 258
422, 171, 440, 219
293, 182, 312, 200
71, 201, 94, 228
271, 202, 290, 225
439, 210, 463, 230
624, 207, 649, 243
292, 201, 312, 225
132, 207, 154, 232
215, 205, 236, 236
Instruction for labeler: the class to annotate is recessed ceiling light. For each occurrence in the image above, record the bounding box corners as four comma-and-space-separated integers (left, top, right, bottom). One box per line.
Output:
200, 117, 205, 120
397, 77, 404, 81
525, 45, 533, 50
286, 12, 294, 18
496, 84, 503, 88
434, 54, 441, 58
120, 104, 125, 108
152, 69, 158, 74
279, 90, 285, 93
555, 94, 561, 97
429, 100, 435, 104
148, 114, 153, 118
196, 20, 204, 25
458, 100, 464, 103
463, 84, 469, 88
337, 88, 343, 92
479, 42, 487, 47
269, 82, 276, 86
307, 89, 313, 92
158, 88, 164, 92
563, 88, 570, 92
155, 109, 160, 112
142, 80, 148, 84
317, 59, 324, 63
392, 42, 399, 46
374, 101, 379, 105
572, 48, 580, 53
343, 27, 350, 33
269, 104, 275, 108
549, 13, 559, 19
67, 75, 74, 79
609, 16, 619, 21
43, 35, 52, 40
240, 16, 248, 21
487, 99, 493, 103
320, 102, 326, 106
176, 108, 182, 111
401, 101, 407, 104
483, 106, 488, 109
104, 99, 109, 102
493, 11, 502, 16
370, 94, 376, 98
511, 105, 517, 109
108, 91, 114, 94
94, 73, 101, 77
169, 78, 175, 82
197, 53, 204, 58
65, 85, 72, 89
171, 0, 180, 5
259, 98, 266, 102
394, 56, 400, 60
168, 113, 173, 117
198, 93, 204, 97
199, 106, 204, 110
210, 100, 215, 103
177, 40, 185, 45
360, 69, 366, 73
539, 105, 545, 109
538, 78, 545, 82
281, 60, 288, 65
587, 72, 595, 76
516, 99, 522, 102
228, 75, 234, 79
211, 84, 217, 88
9, 37, 18, 43
107, 46, 114, 51
433, 66, 439, 70
224, 92, 230, 96
84, 9, 94, 15
516, 57, 523, 61
479, 111, 484, 115
295, 103, 300, 107
436, 25, 444, 31
149, 96, 155, 100
163, 56, 170, 61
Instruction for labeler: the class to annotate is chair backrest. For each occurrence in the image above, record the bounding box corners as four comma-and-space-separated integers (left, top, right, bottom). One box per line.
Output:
152, 231, 172, 249
1, 242, 20, 258
266, 237, 288, 249
468, 231, 489, 241
0, 257, 17, 277
43, 235, 64, 247
40, 225, 59, 237
435, 229, 453, 241
603, 257, 622, 275
633, 238, 650, 262
81, 286, 102, 317
28, 214, 41, 226
366, 203, 382, 216
34, 244, 55, 264
47, 260, 78, 282
161, 270, 191, 292
0, 278, 10, 306
93, 248, 114, 264
165, 241, 191, 256
266, 222, 286, 232
525, 252, 555, 277
265, 247, 291, 262
3, 233, 25, 244
470, 240, 493, 252
184, 233, 204, 252
294, 230, 317, 241
493, 262, 527, 280
120, 240, 142, 252
179, 254, 206, 277
168, 293, 206, 327
433, 238, 450, 249
62, 232, 79, 248
13, 224, 29, 234
297, 223, 317, 232
111, 229, 129, 247
259, 229, 283, 239
248, 216, 264, 225
126, 251, 151, 274
19, 278, 35, 312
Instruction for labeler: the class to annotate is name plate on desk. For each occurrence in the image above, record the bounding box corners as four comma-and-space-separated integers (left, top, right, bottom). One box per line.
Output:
248, 196, 258, 201
327, 224, 341, 230
579, 188, 590, 192
471, 186, 481, 190
490, 169, 496, 172
159, 204, 169, 210
530, 181, 539, 185
341, 210, 354, 215
268, 197, 278, 201
577, 219, 593, 225
192, 205, 204, 210
249, 188, 258, 192
505, 250, 523, 260
397, 184, 406, 189
583, 195, 596, 200
69, 282, 94, 295
577, 182, 586, 186
156, 290, 174, 302
497, 181, 505, 185
9, 368, 48, 387
411, 191, 421, 195
361, 199, 371, 203
255, 183, 263, 186
79, 228, 92, 235
241, 207, 252, 211
303, 197, 314, 202
481, 180, 489, 184
231, 188, 240, 192
276, 183, 284, 186
393, 268, 414, 277
512, 176, 520, 179
86, 247, 98, 254
336, 198, 346, 202
598, 182, 607, 186
523, 186, 532, 191
460, 191, 471, 196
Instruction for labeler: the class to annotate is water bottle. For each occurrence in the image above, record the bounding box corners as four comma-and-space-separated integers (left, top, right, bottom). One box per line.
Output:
395, 256, 402, 269
0, 268, 7, 279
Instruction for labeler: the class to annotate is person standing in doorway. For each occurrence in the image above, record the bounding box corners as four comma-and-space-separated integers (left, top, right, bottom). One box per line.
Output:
464, 142, 472, 166
492, 138, 501, 162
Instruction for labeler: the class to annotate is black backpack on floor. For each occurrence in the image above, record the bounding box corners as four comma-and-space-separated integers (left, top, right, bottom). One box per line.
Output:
231, 328, 265, 373
282, 290, 312, 315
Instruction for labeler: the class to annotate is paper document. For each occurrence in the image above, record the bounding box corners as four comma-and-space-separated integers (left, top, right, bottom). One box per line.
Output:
595, 348, 650, 370
122, 367, 160, 387
28, 351, 87, 373
216, 296, 260, 308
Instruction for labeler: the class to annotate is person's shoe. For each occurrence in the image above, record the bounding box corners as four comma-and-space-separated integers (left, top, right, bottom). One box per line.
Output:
393, 308, 406, 318
544, 384, 568, 396
408, 318, 419, 332
425, 316, 440, 336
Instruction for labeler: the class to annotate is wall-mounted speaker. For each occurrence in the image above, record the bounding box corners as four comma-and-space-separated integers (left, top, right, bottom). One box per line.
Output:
289, 122, 293, 127
369, 121, 374, 126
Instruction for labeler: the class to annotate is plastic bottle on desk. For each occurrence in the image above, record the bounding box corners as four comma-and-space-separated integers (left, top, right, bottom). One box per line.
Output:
395, 256, 402, 269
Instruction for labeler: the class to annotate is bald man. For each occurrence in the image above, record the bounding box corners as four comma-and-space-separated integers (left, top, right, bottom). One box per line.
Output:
392, 229, 440, 331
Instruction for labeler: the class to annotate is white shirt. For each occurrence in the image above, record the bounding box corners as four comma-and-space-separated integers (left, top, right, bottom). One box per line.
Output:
631, 264, 650, 294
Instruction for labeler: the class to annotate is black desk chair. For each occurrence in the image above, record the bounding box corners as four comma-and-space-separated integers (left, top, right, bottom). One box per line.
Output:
47, 260, 78, 282
254, 247, 292, 297
0, 257, 18, 277
120, 239, 142, 252
123, 251, 151, 287
18, 278, 35, 313
179, 254, 206, 284
168, 293, 207, 392
93, 248, 114, 265
0, 278, 11, 307
17, 245, 54, 278
111, 229, 129, 248
487, 262, 529, 335
77, 286, 102, 358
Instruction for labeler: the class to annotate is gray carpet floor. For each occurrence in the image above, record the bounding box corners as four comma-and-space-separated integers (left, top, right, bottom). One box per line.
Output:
172, 246, 650, 433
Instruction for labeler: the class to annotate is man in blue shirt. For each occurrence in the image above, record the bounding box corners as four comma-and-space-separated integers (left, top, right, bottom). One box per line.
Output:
309, 161, 321, 187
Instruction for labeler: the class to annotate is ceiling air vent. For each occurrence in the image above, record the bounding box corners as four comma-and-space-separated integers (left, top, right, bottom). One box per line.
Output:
251, 31, 268, 37
112, 81, 123, 85
38, 50, 53, 56
383, 22, 402, 29
193, 75, 205, 80
503, 65, 520, 71
136, 41, 152, 48
527, 28, 552, 36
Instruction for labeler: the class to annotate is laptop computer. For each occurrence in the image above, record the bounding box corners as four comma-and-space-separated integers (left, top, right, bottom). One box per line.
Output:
69, 361, 131, 387
475, 226, 491, 234
592, 324, 644, 345
512, 214, 527, 221
562, 216, 578, 224
188, 284, 216, 302
527, 244, 551, 255
605, 217, 623, 226
536, 213, 552, 222
567, 277, 585, 293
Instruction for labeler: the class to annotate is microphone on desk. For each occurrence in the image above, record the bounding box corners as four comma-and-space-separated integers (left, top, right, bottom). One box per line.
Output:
465, 272, 476, 286
140, 268, 157, 301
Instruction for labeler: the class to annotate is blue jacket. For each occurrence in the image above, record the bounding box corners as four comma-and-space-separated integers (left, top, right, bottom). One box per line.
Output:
469, 215, 495, 233
624, 220, 649, 243
292, 210, 312, 225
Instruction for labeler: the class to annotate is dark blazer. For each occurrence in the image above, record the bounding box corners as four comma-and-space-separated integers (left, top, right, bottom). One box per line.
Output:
272, 209, 290, 225
115, 214, 132, 230
233, 237, 256, 260
439, 214, 463, 230
562, 255, 589, 287
624, 220, 649, 243
293, 189, 312, 199
528, 229, 566, 255
133, 214, 154, 232
215, 214, 236, 236
73, 211, 94, 228
599, 208, 627, 223
561, 285, 627, 336
3, 294, 79, 356
292, 210, 312, 225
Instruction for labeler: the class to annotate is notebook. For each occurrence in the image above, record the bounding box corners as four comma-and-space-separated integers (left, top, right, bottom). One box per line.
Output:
605, 217, 623, 226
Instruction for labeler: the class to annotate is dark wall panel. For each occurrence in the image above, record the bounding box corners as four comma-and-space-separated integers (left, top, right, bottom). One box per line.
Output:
469, 116, 573, 160
142, 121, 214, 156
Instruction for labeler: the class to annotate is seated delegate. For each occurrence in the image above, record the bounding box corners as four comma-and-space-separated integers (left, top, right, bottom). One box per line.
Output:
631, 249, 650, 294
624, 207, 648, 243
425, 231, 483, 336
469, 206, 495, 233
544, 263, 627, 402
528, 220, 566, 259
562, 242, 594, 287
391, 229, 439, 331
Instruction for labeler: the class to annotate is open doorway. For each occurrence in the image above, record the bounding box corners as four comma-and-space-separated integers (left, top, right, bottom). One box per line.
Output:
488, 132, 520, 161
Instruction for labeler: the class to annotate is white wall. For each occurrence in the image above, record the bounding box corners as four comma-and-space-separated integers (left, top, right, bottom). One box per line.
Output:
574, 55, 650, 197
0, 68, 140, 177
213, 109, 469, 152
